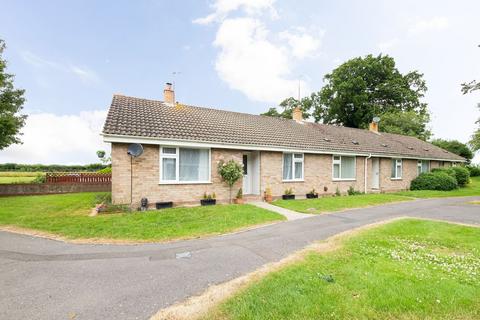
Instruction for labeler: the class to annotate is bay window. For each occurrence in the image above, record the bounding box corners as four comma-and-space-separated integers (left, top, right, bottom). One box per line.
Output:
391, 159, 402, 179
283, 153, 304, 181
332, 155, 356, 180
160, 147, 210, 183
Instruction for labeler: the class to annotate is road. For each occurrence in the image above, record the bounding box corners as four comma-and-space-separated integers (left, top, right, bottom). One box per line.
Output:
1, 196, 479, 320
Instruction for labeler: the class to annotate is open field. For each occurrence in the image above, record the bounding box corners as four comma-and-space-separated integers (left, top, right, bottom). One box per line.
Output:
0, 192, 285, 241
0, 171, 44, 184
206, 219, 480, 320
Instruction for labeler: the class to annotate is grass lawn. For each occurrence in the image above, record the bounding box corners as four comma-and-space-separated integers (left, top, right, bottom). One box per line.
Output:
0, 192, 285, 241
274, 194, 412, 214
207, 219, 480, 320
0, 171, 44, 184
274, 176, 480, 214
395, 176, 480, 198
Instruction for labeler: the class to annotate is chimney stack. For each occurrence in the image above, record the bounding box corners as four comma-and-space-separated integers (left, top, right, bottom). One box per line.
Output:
163, 82, 175, 104
369, 117, 380, 133
292, 107, 303, 122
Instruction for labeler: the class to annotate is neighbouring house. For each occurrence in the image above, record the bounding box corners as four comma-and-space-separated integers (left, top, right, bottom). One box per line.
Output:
102, 83, 465, 207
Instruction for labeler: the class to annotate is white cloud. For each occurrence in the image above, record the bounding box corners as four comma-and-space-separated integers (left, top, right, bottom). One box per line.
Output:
20, 50, 100, 84
193, 0, 278, 25
0, 110, 109, 165
214, 17, 307, 103
279, 27, 324, 59
377, 38, 400, 52
408, 16, 449, 35
195, 0, 321, 104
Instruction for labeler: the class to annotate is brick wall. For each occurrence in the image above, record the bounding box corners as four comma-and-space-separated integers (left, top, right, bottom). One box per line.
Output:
259, 152, 367, 198
111, 142, 452, 205
111, 143, 242, 206
0, 183, 111, 196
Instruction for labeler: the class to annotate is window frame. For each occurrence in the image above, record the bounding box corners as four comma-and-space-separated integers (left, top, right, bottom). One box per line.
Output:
417, 160, 430, 175
159, 146, 211, 184
282, 152, 304, 182
332, 155, 357, 181
391, 158, 403, 180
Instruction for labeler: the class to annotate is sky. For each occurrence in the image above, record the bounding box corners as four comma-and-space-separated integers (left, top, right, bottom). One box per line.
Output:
0, 0, 479, 164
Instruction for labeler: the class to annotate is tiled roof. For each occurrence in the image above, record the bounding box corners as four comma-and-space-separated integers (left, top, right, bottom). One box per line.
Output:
102, 95, 464, 161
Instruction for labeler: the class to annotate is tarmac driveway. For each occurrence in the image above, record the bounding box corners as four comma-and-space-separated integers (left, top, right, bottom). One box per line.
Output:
1, 196, 479, 320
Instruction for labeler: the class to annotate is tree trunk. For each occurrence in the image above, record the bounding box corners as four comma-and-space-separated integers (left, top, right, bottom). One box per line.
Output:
229, 185, 232, 204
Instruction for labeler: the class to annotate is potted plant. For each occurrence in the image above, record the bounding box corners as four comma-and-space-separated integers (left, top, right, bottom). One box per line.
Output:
218, 159, 243, 203
306, 188, 318, 199
282, 187, 295, 200
234, 188, 244, 204
200, 192, 217, 206
264, 187, 273, 203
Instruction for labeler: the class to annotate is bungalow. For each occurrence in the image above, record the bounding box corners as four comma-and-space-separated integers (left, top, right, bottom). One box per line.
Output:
102, 83, 464, 207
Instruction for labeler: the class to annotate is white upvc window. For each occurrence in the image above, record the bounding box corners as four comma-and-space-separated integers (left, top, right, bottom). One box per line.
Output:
332, 155, 356, 180
391, 158, 403, 179
417, 160, 430, 175
283, 153, 304, 181
159, 147, 211, 184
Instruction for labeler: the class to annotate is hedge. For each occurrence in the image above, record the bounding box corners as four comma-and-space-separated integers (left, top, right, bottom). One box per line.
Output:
0, 163, 107, 172
466, 165, 480, 177
431, 167, 470, 187
410, 172, 458, 191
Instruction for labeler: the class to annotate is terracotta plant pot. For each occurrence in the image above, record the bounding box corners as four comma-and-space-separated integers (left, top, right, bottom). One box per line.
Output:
264, 195, 273, 203
234, 198, 244, 204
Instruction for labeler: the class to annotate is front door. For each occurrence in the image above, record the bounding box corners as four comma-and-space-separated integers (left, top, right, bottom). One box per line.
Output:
372, 158, 380, 189
242, 154, 252, 194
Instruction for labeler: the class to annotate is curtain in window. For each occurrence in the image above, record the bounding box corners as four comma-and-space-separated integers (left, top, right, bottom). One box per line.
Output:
283, 153, 292, 180
341, 156, 355, 179
162, 158, 176, 180
391, 160, 397, 178
179, 148, 208, 181
294, 161, 302, 179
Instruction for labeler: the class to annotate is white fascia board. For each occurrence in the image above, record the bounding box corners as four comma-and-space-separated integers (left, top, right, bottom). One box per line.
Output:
102, 134, 465, 163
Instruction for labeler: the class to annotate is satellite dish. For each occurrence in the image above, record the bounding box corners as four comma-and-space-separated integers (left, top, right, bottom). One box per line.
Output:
372, 116, 381, 123
127, 143, 143, 157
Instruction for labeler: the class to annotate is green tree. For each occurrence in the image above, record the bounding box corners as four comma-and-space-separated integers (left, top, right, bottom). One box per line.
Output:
461, 80, 480, 94
469, 104, 480, 152
313, 54, 429, 131
217, 159, 243, 203
0, 39, 26, 150
261, 96, 312, 119
431, 138, 474, 163
379, 110, 432, 140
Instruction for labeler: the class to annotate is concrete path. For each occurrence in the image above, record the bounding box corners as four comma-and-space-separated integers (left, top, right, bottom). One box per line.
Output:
251, 201, 314, 220
1, 196, 479, 320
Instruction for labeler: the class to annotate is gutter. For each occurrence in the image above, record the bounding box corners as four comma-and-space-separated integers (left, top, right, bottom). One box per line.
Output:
364, 153, 372, 193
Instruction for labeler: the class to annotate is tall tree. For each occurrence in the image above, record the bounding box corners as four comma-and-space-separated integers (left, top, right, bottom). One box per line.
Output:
379, 110, 432, 140
469, 104, 480, 152
431, 138, 474, 163
313, 54, 429, 131
0, 39, 26, 150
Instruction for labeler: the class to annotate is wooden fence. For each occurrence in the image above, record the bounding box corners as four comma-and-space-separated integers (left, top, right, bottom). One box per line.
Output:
46, 173, 111, 184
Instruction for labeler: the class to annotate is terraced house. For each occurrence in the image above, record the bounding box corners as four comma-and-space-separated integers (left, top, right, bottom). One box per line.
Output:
102, 83, 465, 207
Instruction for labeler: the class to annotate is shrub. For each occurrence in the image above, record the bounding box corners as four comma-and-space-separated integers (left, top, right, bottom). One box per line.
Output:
466, 165, 480, 177
431, 167, 455, 178
347, 186, 362, 195
217, 159, 243, 203
97, 166, 112, 174
32, 174, 46, 184
450, 166, 470, 187
410, 172, 458, 191
284, 188, 294, 195
236, 188, 243, 199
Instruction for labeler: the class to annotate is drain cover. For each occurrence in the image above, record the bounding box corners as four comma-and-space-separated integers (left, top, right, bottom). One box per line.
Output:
175, 251, 192, 259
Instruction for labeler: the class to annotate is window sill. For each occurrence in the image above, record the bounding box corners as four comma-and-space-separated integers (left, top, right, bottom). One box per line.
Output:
390, 178, 403, 181
282, 179, 304, 183
332, 178, 356, 182
159, 181, 212, 185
